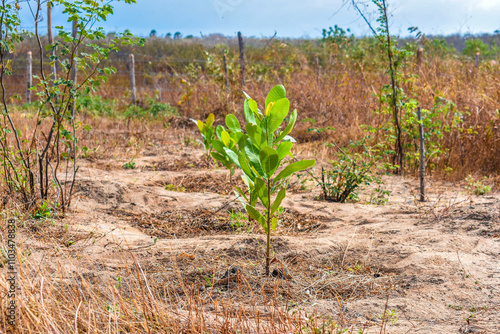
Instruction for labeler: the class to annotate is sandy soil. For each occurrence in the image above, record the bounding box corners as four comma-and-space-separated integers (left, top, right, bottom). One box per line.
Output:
41, 139, 500, 333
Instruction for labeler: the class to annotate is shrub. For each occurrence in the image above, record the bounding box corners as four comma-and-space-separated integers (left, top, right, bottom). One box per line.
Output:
124, 98, 179, 119
319, 140, 381, 203
195, 84, 315, 275
465, 175, 492, 196
78, 95, 117, 117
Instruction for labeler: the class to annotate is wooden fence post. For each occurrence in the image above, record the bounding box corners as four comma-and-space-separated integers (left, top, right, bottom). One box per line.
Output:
47, 1, 56, 79
474, 52, 480, 68
416, 48, 423, 71
222, 53, 230, 93
237, 31, 245, 87
71, 20, 78, 118
26, 51, 32, 103
129, 54, 136, 105
418, 107, 425, 202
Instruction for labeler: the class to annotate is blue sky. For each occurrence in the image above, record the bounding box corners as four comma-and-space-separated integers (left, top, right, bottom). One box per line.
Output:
19, 0, 500, 38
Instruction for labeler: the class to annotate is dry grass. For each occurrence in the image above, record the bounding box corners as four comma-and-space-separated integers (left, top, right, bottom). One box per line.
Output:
2, 38, 500, 333
0, 218, 400, 333
4, 40, 500, 178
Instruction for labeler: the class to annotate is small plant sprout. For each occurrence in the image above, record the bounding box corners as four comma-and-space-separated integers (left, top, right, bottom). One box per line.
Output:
123, 159, 136, 170
465, 175, 492, 196
229, 210, 248, 232
164, 184, 185, 192
195, 84, 315, 275
191, 113, 215, 158
377, 308, 399, 327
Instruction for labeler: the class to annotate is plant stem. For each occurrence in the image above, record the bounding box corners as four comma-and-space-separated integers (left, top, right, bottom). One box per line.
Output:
266, 177, 272, 276
381, 0, 403, 174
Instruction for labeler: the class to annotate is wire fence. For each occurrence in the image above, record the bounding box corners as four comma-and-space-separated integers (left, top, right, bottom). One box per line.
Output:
1, 49, 498, 103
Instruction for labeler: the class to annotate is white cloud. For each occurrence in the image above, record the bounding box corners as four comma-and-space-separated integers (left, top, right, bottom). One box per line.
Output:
446, 0, 500, 10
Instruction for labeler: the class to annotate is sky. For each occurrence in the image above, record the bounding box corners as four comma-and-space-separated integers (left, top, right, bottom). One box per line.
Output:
19, 0, 500, 39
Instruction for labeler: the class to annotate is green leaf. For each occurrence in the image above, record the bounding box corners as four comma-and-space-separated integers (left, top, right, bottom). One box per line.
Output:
276, 142, 293, 160
234, 186, 248, 202
276, 109, 297, 142
221, 130, 231, 147
236, 133, 248, 150
271, 217, 278, 231
269, 98, 290, 133
241, 174, 251, 188
274, 159, 315, 184
211, 139, 226, 155
250, 186, 259, 206
259, 118, 273, 146
246, 123, 262, 149
205, 127, 214, 142
197, 120, 205, 133
245, 139, 264, 176
238, 151, 254, 179
271, 188, 286, 216
211, 152, 230, 166
254, 178, 269, 208
206, 113, 215, 127
260, 147, 279, 177
265, 85, 286, 109
216, 125, 225, 139
246, 205, 267, 231
223, 147, 240, 168
226, 114, 241, 133
248, 99, 261, 124
244, 99, 256, 125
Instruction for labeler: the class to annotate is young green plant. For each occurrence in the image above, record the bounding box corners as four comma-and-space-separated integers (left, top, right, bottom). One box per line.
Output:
191, 113, 215, 158
198, 85, 315, 275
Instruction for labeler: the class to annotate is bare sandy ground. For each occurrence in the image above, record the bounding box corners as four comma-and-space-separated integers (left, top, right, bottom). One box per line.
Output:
51, 142, 500, 333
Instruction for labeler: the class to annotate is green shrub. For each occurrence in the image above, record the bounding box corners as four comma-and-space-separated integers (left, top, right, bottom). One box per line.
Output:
78, 94, 117, 117
319, 140, 382, 203
463, 39, 491, 57
194, 84, 315, 275
465, 175, 492, 196
124, 98, 179, 119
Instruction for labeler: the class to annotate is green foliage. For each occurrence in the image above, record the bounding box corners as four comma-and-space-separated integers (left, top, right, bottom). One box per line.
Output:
123, 159, 136, 170
32, 201, 53, 220
356, 0, 417, 173
364, 95, 472, 173
191, 113, 215, 157
463, 39, 491, 57
164, 184, 186, 192
426, 38, 457, 58
203, 48, 236, 89
319, 140, 384, 203
195, 84, 315, 275
352, 1, 480, 175
0, 0, 142, 213
124, 98, 178, 119
229, 210, 249, 233
321, 25, 354, 54
78, 94, 117, 116
377, 308, 399, 327
465, 175, 492, 196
